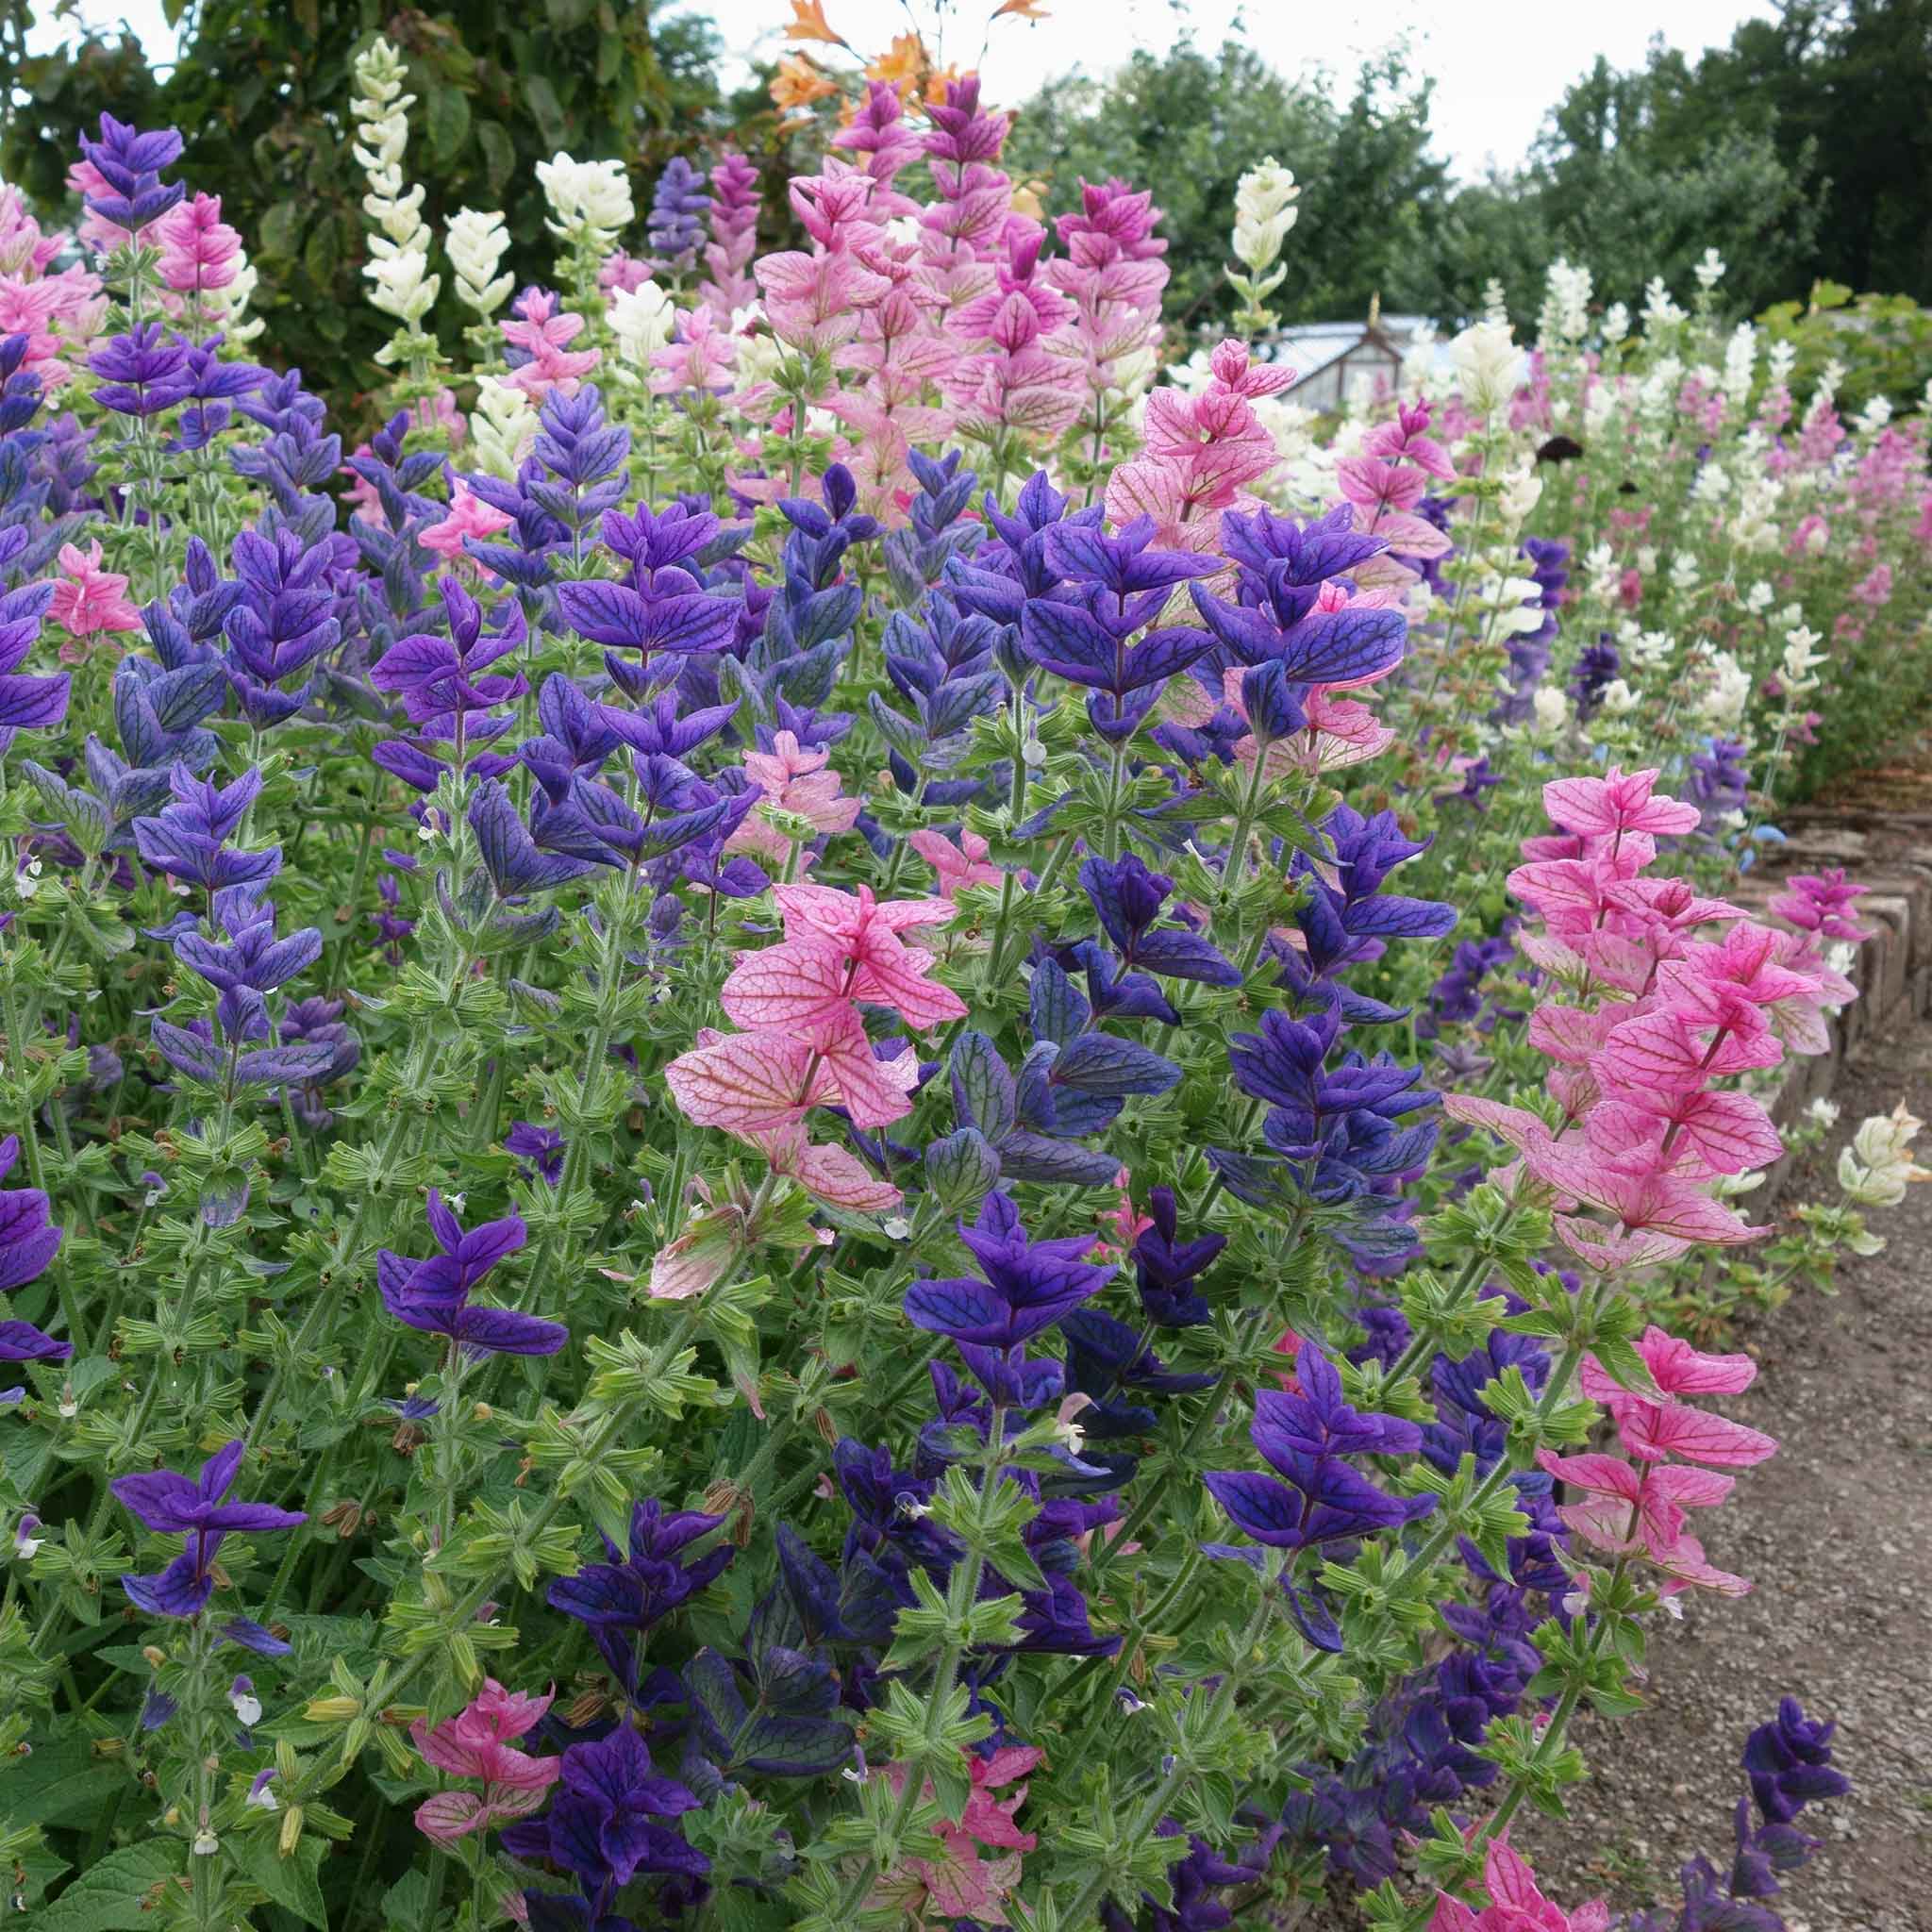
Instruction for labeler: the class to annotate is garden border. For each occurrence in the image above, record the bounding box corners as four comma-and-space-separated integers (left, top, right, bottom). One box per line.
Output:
1735, 817, 1932, 1199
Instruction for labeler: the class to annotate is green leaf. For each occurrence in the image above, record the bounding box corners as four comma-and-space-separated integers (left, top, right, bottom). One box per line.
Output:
475, 120, 514, 196
523, 75, 566, 149
1, 1735, 126, 1828
32, 1840, 181, 1932
546, 0, 597, 25
380, 1870, 430, 1930
231, 1831, 328, 1929
258, 199, 305, 263
425, 82, 470, 164
303, 214, 342, 291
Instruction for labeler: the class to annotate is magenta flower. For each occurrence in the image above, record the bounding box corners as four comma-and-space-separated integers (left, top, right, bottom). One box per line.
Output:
1541, 766, 1704, 841
1767, 867, 1872, 943
1577, 1325, 1776, 1468
410, 1678, 562, 1843
1429, 1836, 1608, 1932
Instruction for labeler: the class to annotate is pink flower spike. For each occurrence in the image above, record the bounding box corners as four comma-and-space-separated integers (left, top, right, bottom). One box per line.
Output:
408, 1679, 560, 1844
909, 826, 1002, 901
1542, 766, 1702, 840
1430, 1836, 1608, 1932
1582, 1326, 1757, 1401
48, 540, 141, 640
1612, 1398, 1778, 1469
419, 476, 514, 563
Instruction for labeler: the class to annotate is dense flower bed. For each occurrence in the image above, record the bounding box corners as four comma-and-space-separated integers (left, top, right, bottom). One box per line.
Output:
0, 43, 1923, 1932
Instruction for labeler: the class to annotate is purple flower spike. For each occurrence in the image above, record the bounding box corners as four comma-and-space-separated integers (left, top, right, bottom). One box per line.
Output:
1205, 1345, 1435, 1552
0, 1133, 69, 1373
115, 1440, 306, 1619
903, 1191, 1110, 1349
377, 1191, 565, 1357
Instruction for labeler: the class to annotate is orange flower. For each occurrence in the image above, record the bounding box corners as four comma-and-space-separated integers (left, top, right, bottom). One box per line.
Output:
922, 61, 963, 108
866, 31, 930, 99
784, 0, 847, 47
770, 53, 838, 112
992, 0, 1052, 18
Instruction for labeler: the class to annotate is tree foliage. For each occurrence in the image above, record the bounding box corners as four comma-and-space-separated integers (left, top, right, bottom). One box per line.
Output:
1004, 38, 1448, 333
0, 0, 727, 403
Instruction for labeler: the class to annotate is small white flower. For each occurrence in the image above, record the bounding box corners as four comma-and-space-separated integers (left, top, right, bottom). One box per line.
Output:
1807, 1097, 1841, 1128
229, 1677, 263, 1728
1532, 687, 1569, 733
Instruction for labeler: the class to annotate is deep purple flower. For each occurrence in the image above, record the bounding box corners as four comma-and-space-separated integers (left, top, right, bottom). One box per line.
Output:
0, 1135, 66, 1374
115, 1440, 306, 1618
76, 113, 184, 231
376, 1191, 565, 1357
1131, 1187, 1225, 1329
1081, 853, 1239, 985
371, 575, 527, 728
547, 1499, 733, 1690
132, 761, 278, 892
903, 1191, 1111, 1349
503, 1724, 708, 1901
469, 778, 600, 898
1205, 1345, 1434, 1551
0, 573, 68, 756
172, 882, 320, 993
89, 321, 191, 418
1743, 1697, 1849, 1824
506, 1122, 566, 1185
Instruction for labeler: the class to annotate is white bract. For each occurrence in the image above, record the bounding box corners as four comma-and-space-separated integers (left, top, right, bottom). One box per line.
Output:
446, 208, 513, 317
1448, 320, 1524, 415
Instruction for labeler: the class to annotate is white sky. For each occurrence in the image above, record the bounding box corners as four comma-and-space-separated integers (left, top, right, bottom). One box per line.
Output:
36, 0, 1776, 180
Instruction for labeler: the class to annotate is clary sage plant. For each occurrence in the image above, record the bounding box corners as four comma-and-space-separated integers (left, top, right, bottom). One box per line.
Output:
0, 32, 1920, 1932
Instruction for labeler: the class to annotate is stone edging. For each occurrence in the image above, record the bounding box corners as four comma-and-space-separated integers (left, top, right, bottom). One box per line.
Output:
1729, 827, 1932, 1199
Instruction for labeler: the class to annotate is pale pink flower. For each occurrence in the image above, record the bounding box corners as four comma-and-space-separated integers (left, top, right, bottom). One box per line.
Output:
724, 731, 862, 861
48, 541, 141, 643
722, 883, 964, 1035
418, 476, 514, 565
409, 1679, 560, 1843
155, 192, 241, 297
909, 827, 1001, 901
500, 289, 600, 402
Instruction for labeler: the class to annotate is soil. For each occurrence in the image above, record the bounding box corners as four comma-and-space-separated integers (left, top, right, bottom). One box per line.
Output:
1514, 1010, 1932, 1932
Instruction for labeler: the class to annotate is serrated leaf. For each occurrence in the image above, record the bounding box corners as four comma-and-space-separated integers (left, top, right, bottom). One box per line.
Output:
31, 1841, 181, 1932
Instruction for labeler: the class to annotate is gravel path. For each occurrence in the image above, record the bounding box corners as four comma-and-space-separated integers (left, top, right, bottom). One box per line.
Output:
1518, 1011, 1932, 1932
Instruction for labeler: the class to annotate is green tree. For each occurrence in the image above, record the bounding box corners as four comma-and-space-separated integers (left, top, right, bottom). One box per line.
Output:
0, 0, 730, 410
1434, 1, 1931, 325
1004, 36, 1450, 334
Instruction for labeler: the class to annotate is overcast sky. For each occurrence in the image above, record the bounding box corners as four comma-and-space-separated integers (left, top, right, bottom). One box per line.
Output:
35, 0, 1775, 180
